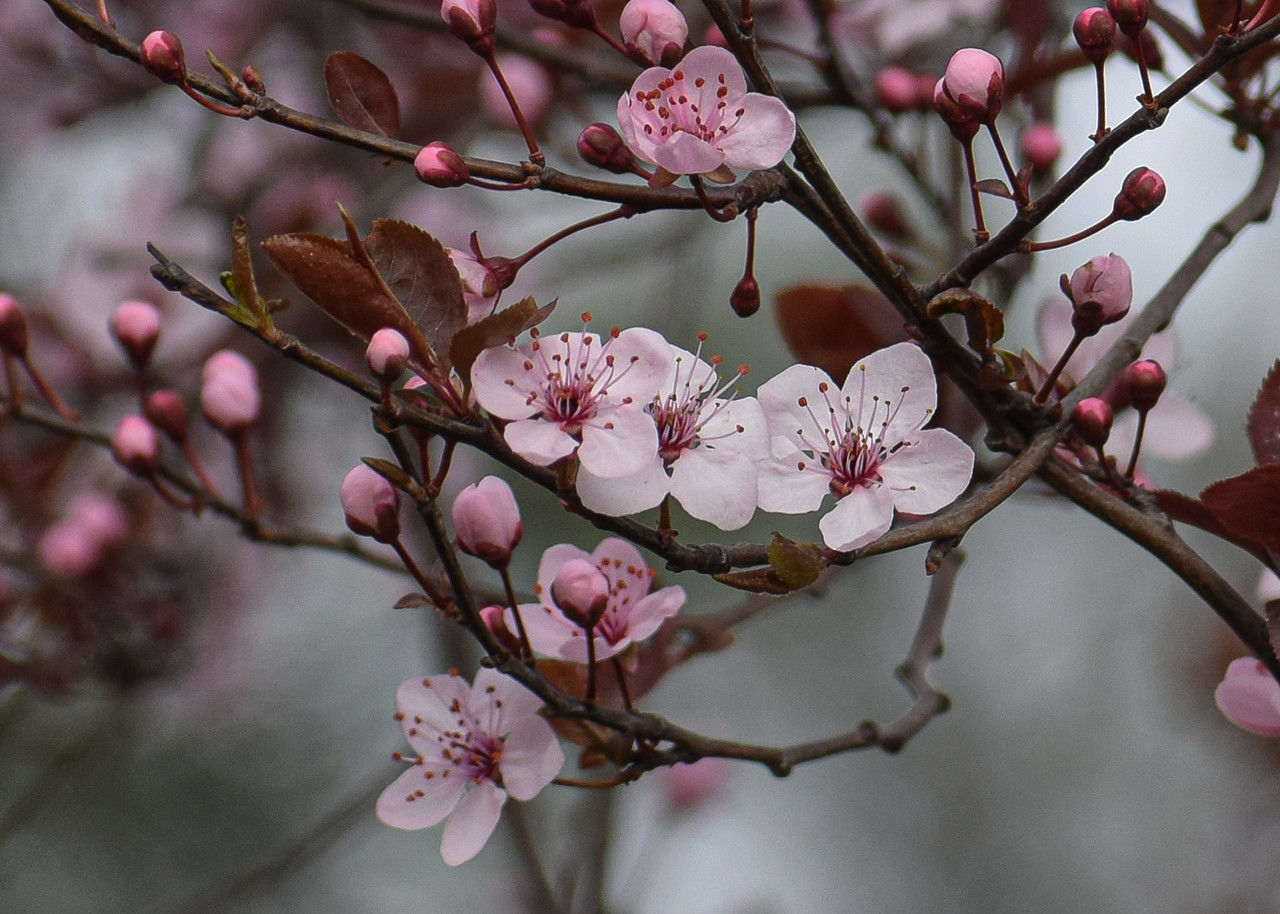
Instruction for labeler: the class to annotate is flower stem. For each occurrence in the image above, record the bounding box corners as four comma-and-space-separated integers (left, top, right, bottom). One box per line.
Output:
585, 625, 598, 703
232, 430, 263, 516
1033, 330, 1085, 405
1124, 409, 1149, 480
428, 439, 456, 496
1020, 212, 1118, 253
480, 52, 544, 167
611, 656, 634, 711
986, 123, 1027, 208
690, 175, 738, 222
1133, 34, 1156, 105
962, 139, 988, 244
500, 566, 536, 663
180, 82, 249, 118
1091, 61, 1109, 141
20, 356, 80, 422
513, 206, 632, 270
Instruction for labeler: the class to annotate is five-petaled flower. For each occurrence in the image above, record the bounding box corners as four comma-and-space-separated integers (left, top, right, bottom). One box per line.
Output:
616, 45, 796, 178
470, 320, 671, 478
376, 669, 564, 865
756, 342, 975, 552
517, 537, 686, 662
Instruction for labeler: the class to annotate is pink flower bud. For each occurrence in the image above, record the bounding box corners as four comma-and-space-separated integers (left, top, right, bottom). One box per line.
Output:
68, 492, 131, 550
935, 48, 1004, 133
1106, 0, 1149, 37
141, 30, 187, 85
661, 757, 730, 811
1072, 397, 1114, 447
1073, 8, 1116, 65
38, 523, 102, 579
875, 67, 920, 114
1020, 122, 1062, 174
550, 558, 610, 629
144, 389, 189, 442
366, 328, 410, 382
619, 0, 688, 66
200, 350, 260, 434
413, 141, 470, 188
480, 605, 523, 655
340, 464, 401, 543
452, 475, 523, 569
1067, 253, 1133, 336
1113, 166, 1166, 220
860, 191, 912, 239
110, 300, 162, 368
577, 123, 637, 174
1120, 359, 1166, 412
0, 293, 29, 356
440, 0, 497, 49
730, 275, 761, 318
112, 415, 161, 476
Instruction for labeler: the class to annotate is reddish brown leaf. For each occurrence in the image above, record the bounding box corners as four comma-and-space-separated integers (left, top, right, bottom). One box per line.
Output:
364, 219, 466, 371
774, 284, 905, 385
1200, 465, 1280, 554
450, 297, 557, 386
974, 178, 1014, 200
324, 51, 401, 138
1248, 359, 1280, 465
926, 288, 1005, 353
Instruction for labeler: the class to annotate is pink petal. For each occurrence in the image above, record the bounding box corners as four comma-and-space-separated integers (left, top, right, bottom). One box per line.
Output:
678, 45, 749, 97
602, 328, 676, 404
847, 342, 937, 445
503, 418, 580, 466
440, 781, 507, 866
818, 484, 895, 551
395, 674, 473, 751
537, 542, 592, 591
718, 93, 796, 170
590, 537, 648, 584
470, 346, 542, 420
878, 428, 974, 514
471, 667, 543, 726
669, 449, 759, 530
576, 459, 671, 516
756, 455, 830, 514
376, 763, 467, 831
515, 601, 580, 657
758, 363, 838, 454
649, 131, 727, 176
1215, 658, 1280, 736
500, 715, 565, 801
616, 92, 660, 166
621, 584, 686, 642
577, 407, 658, 478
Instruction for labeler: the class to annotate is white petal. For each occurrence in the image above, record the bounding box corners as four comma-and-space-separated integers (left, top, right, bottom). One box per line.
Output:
757, 364, 838, 452
500, 716, 565, 801
679, 45, 749, 97
818, 485, 895, 551
576, 460, 670, 516
376, 763, 466, 831
670, 450, 759, 530
649, 131, 727, 176
601, 328, 674, 405
577, 407, 658, 477
395, 673, 473, 754
537, 543, 592, 591
718, 94, 796, 171
878, 428, 974, 514
514, 601, 580, 658
440, 781, 507, 866
504, 418, 579, 466
845, 342, 937, 446
623, 585, 686, 642
471, 346, 540, 420
591, 537, 648, 578
756, 457, 830, 514
471, 668, 543, 729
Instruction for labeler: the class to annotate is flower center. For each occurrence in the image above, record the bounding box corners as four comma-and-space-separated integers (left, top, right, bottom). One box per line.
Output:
521, 325, 640, 435
648, 342, 747, 463
634, 68, 746, 146
793, 374, 909, 499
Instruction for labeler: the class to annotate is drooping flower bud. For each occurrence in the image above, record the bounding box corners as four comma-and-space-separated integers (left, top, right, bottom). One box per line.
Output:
1067, 253, 1133, 336
451, 475, 523, 569
933, 48, 1004, 139
550, 558, 610, 629
112, 415, 161, 476
340, 464, 401, 543
1106, 0, 1149, 37
1073, 8, 1116, 64
0, 293, 29, 356
366, 328, 410, 383
1072, 397, 1114, 447
1120, 359, 1166, 412
875, 67, 920, 114
577, 123, 637, 174
144, 389, 190, 442
1020, 122, 1063, 174
200, 350, 260, 434
619, 0, 688, 66
730, 275, 761, 318
1113, 166, 1166, 220
440, 0, 497, 50
413, 142, 470, 188
140, 30, 187, 85
109, 300, 162, 369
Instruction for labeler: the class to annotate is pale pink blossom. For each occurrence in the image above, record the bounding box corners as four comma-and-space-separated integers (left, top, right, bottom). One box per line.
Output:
376, 668, 564, 865
470, 324, 670, 478
619, 0, 688, 65
1215, 658, 1280, 736
757, 342, 974, 552
616, 45, 796, 176
517, 538, 685, 662
575, 342, 767, 530
448, 249, 501, 323
451, 475, 523, 568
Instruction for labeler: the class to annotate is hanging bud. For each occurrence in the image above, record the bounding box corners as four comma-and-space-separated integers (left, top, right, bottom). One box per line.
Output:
1020, 123, 1063, 174
140, 30, 187, 85
1073, 8, 1116, 64
440, 0, 497, 51
112, 415, 162, 476
577, 123, 637, 174
550, 558, 610, 629
1113, 166, 1166, 220
1067, 253, 1133, 336
451, 475, 523, 569
109, 300, 162, 369
860, 191, 913, 239
413, 142, 470, 188
200, 349, 261, 435
730, 275, 761, 318
1120, 359, 1166, 412
0, 293, 29, 356
1106, 0, 1149, 37
619, 0, 688, 66
1072, 397, 1114, 447
933, 48, 1004, 140
340, 464, 401, 543
366, 328, 410, 383
144, 388, 189, 442
875, 68, 920, 114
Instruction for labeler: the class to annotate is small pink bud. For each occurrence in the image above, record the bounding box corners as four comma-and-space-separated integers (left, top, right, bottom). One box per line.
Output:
68, 492, 131, 550
1072, 397, 1114, 447
0, 293, 29, 356
414, 142, 470, 188
1067, 253, 1133, 336
480, 605, 523, 655
1106, 0, 1149, 37
730, 275, 761, 318
38, 523, 102, 579
1113, 166, 1166, 221
875, 67, 920, 114
1120, 359, 1166, 412
200, 349, 260, 434
551, 558, 610, 629
440, 0, 497, 49
366, 328, 410, 382
1073, 8, 1116, 64
860, 191, 913, 239
140, 30, 187, 85
1020, 122, 1063, 174
619, 0, 688, 66
936, 48, 1004, 128
1215, 658, 1280, 736
452, 475, 523, 569
110, 300, 162, 368
112, 415, 161, 476
661, 757, 730, 811
577, 123, 637, 174
144, 389, 189, 442
340, 464, 401, 543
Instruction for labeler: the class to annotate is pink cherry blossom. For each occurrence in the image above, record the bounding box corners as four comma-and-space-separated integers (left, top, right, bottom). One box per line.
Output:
575, 341, 768, 530
1214, 658, 1280, 736
470, 323, 670, 478
448, 248, 500, 324
376, 668, 564, 865
616, 45, 796, 176
517, 538, 685, 662
756, 342, 974, 552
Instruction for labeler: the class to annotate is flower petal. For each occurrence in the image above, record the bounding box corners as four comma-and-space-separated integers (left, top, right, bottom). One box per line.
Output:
440, 781, 507, 866
1215, 658, 1280, 736
718, 94, 796, 171
669, 449, 759, 530
576, 458, 671, 516
678, 45, 749, 97
470, 346, 541, 420
758, 363, 838, 454
471, 667, 543, 729
578, 407, 659, 478
500, 715, 565, 801
878, 428, 974, 514
376, 763, 467, 831
395, 673, 473, 752
537, 542, 592, 591
756, 455, 830, 514
516, 601, 580, 658
845, 342, 937, 446
649, 132, 727, 176
818, 484, 895, 551
504, 418, 580, 466
622, 584, 686, 642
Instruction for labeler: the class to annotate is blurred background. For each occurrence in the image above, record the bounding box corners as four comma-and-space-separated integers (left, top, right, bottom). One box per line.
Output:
2, 0, 1280, 911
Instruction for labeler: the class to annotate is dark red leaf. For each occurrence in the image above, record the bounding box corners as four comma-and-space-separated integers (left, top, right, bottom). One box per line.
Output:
324, 51, 401, 138
1248, 359, 1280, 465
774, 284, 905, 385
974, 178, 1014, 200
1200, 465, 1280, 554
450, 297, 556, 386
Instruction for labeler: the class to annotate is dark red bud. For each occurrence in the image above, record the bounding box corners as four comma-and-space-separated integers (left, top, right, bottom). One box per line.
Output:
144, 389, 190, 442
1113, 166, 1166, 220
414, 142, 470, 187
140, 31, 187, 86
1121, 360, 1166, 412
0, 294, 30, 356
1106, 0, 1149, 37
861, 192, 913, 239
1073, 8, 1116, 64
1073, 397, 1114, 447
577, 123, 636, 174
730, 275, 761, 318
529, 0, 598, 29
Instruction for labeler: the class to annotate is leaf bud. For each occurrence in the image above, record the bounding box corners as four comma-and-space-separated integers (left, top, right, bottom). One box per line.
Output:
451, 476, 523, 569
140, 30, 188, 86
414, 141, 470, 188
1112, 166, 1166, 220
1120, 359, 1166, 412
341, 464, 401, 543
1073, 8, 1116, 65
109, 300, 162, 369
1072, 397, 1114, 447
577, 123, 637, 174
550, 558, 610, 629
112, 415, 162, 476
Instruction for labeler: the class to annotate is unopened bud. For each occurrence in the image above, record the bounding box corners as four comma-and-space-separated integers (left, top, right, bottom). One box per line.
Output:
875, 67, 920, 114
110, 300, 162, 368
1067, 253, 1133, 336
140, 30, 187, 85
144, 388, 190, 442
1113, 166, 1166, 220
1073, 8, 1116, 65
935, 48, 1004, 132
200, 349, 260, 434
414, 142, 470, 188
112, 415, 161, 476
38, 523, 102, 579
730, 275, 761, 318
241, 65, 265, 94
480, 605, 523, 655
366, 328, 410, 383
452, 475, 523, 569
551, 558, 610, 629
1121, 359, 1166, 412
340, 464, 401, 543
620, 0, 688, 65
68, 492, 131, 551
440, 0, 497, 50
529, 0, 598, 29
1072, 397, 1114, 447
577, 123, 637, 174
1020, 122, 1063, 174
0, 293, 29, 356
1106, 0, 1149, 37
860, 191, 913, 239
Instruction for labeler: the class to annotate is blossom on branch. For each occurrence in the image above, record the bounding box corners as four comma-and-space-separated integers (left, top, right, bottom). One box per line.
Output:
376, 669, 564, 865
756, 342, 974, 552
1215, 658, 1280, 737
